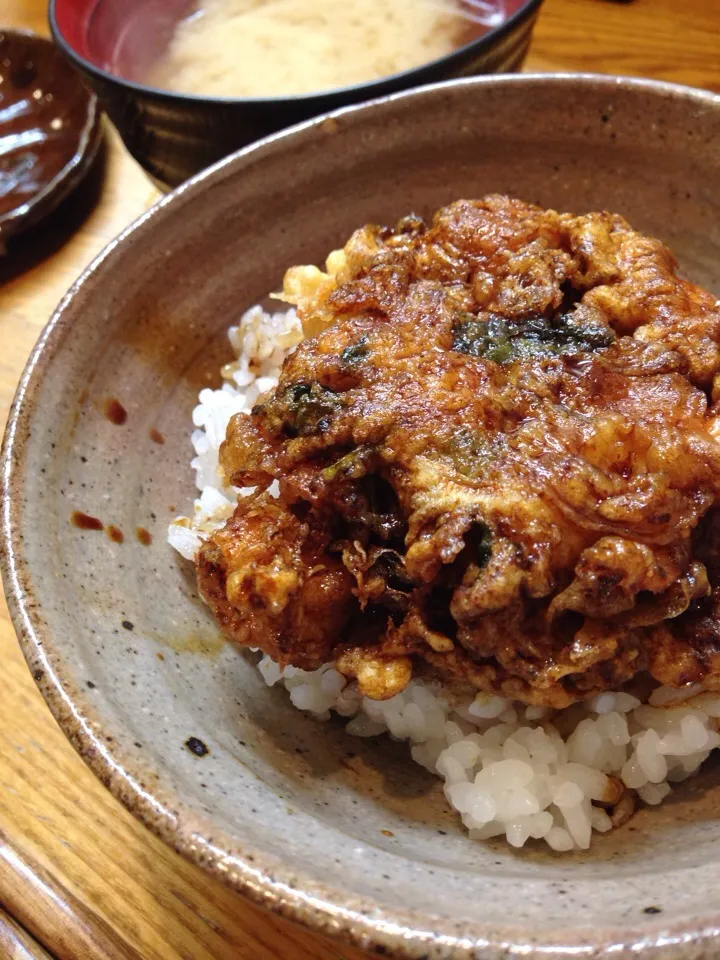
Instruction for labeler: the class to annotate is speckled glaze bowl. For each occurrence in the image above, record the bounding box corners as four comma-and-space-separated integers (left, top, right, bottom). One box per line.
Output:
3, 75, 720, 959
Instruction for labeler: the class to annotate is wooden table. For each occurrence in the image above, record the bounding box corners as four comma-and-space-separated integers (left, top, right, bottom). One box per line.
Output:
1, 0, 719, 956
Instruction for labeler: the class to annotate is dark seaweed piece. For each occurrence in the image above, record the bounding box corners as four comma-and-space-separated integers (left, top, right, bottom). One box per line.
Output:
371, 549, 415, 592
255, 381, 344, 437
322, 445, 376, 482
476, 523, 493, 569
341, 335, 369, 365
452, 310, 615, 364
337, 473, 407, 542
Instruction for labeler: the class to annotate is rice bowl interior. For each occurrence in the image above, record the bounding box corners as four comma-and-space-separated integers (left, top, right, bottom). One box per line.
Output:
4, 76, 720, 958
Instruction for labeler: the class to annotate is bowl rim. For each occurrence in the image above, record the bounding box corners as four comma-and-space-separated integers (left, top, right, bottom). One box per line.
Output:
48, 0, 544, 105
4, 71, 720, 959
0, 27, 103, 239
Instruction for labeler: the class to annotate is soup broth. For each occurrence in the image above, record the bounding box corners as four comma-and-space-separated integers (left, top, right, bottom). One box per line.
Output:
147, 0, 509, 98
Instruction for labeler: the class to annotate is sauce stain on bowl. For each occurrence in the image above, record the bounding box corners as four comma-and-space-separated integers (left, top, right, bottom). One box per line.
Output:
104, 397, 128, 425
136, 526, 153, 546
71, 510, 104, 531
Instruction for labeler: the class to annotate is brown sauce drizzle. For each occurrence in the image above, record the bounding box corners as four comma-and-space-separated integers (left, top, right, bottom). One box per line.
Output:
104, 398, 127, 425
71, 511, 103, 531
150, 428, 166, 445
106, 525, 125, 544
136, 527, 153, 546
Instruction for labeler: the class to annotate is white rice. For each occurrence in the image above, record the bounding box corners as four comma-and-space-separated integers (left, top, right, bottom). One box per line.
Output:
167, 305, 303, 562
169, 305, 720, 851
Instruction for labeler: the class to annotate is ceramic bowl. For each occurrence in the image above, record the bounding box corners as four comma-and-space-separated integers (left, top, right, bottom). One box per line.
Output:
48, 0, 544, 188
3, 75, 720, 959
0, 28, 101, 242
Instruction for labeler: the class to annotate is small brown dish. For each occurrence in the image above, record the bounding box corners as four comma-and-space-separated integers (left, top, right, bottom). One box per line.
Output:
0, 29, 102, 244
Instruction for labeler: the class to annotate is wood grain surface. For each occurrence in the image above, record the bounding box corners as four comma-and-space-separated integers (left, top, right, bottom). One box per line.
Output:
1, 0, 718, 957
0, 907, 54, 960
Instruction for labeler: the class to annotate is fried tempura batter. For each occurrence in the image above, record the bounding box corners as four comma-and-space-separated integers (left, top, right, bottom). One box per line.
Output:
197, 195, 720, 707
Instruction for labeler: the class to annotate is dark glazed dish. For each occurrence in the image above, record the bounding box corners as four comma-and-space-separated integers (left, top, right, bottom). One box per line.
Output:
2, 76, 720, 958
49, 0, 544, 189
0, 29, 101, 242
